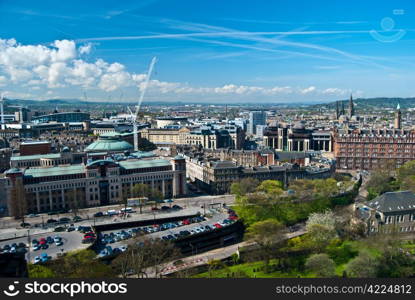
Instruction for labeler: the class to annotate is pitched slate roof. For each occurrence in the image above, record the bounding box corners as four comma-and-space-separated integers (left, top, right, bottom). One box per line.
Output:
367, 191, 415, 213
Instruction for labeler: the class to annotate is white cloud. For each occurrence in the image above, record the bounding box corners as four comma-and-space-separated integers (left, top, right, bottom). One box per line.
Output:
79, 43, 92, 55
0, 38, 148, 92
300, 86, 316, 94
0, 38, 358, 102
322, 88, 348, 96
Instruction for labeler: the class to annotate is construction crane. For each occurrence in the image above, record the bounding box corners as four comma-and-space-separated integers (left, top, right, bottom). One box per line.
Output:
131, 56, 157, 151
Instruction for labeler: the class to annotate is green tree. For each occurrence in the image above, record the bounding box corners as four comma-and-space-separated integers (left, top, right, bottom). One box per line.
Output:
245, 219, 287, 270
50, 249, 114, 278
345, 252, 379, 278
131, 183, 152, 213
397, 160, 415, 192
305, 253, 336, 277
112, 237, 181, 278
256, 180, 284, 195
366, 167, 397, 199
230, 178, 259, 196
377, 247, 415, 278
326, 239, 358, 265
28, 264, 55, 278
306, 210, 339, 251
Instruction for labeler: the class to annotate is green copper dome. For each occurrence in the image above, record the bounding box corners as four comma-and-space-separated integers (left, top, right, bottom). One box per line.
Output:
85, 137, 133, 152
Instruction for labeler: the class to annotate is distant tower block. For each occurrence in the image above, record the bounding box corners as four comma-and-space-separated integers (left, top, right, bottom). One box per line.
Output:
395, 103, 402, 129
348, 94, 355, 118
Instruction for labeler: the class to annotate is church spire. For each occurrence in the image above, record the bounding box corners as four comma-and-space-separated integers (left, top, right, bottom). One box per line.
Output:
394, 102, 401, 129
348, 94, 354, 118
335, 101, 340, 119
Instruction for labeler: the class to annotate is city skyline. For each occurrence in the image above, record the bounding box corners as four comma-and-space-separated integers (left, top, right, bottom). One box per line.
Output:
0, 0, 414, 102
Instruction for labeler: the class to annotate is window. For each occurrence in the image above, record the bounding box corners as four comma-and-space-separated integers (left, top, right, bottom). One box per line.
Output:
385, 216, 393, 224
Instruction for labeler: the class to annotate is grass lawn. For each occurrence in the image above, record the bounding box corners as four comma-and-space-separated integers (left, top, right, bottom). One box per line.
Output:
192, 260, 315, 278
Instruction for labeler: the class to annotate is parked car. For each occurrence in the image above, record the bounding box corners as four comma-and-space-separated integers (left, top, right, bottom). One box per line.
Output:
32, 244, 41, 251
94, 212, 104, 218
34, 256, 41, 264
67, 226, 75, 232
59, 217, 71, 223
54, 226, 66, 232
82, 237, 95, 244
73, 216, 82, 222
17, 242, 26, 248
20, 222, 31, 228
17, 247, 27, 254
46, 236, 54, 244
27, 213, 39, 218
40, 253, 50, 263
47, 219, 57, 224
172, 205, 182, 210
161, 206, 170, 211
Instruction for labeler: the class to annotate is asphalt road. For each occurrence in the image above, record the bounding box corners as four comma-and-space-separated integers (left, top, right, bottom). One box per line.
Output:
0, 231, 87, 263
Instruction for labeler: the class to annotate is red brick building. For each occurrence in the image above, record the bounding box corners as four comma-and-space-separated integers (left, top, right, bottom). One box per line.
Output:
19, 141, 51, 156
334, 128, 415, 170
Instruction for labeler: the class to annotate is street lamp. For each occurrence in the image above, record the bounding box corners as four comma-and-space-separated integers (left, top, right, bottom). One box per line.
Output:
27, 229, 31, 263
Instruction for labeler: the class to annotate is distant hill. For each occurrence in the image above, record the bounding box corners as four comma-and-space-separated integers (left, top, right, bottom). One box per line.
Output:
3, 97, 415, 109
312, 97, 415, 110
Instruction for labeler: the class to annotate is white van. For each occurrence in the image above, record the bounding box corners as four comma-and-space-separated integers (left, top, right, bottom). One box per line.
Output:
120, 207, 133, 213
106, 210, 118, 216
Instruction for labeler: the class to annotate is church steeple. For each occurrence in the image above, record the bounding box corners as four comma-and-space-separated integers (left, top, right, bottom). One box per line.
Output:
348, 94, 354, 118
394, 103, 401, 129
335, 101, 340, 119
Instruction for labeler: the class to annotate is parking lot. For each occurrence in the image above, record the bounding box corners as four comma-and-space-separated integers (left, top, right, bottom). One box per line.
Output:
97, 208, 238, 257
0, 230, 88, 263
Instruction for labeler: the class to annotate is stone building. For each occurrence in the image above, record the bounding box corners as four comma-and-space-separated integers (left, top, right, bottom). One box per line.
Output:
360, 191, 415, 234
185, 155, 333, 194
1, 156, 186, 215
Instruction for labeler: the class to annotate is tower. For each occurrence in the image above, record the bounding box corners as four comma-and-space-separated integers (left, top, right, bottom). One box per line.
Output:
171, 155, 186, 197
394, 103, 402, 129
340, 101, 345, 116
348, 94, 354, 118
335, 101, 340, 119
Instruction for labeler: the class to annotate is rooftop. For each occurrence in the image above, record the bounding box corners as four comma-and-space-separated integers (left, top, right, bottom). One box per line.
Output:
119, 159, 171, 170
24, 165, 85, 178
367, 191, 415, 212
20, 141, 51, 145
85, 138, 133, 152
11, 153, 61, 161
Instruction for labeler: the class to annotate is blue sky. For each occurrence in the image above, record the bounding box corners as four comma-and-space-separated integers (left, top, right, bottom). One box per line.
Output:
0, 0, 414, 103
